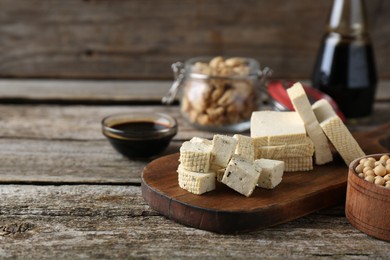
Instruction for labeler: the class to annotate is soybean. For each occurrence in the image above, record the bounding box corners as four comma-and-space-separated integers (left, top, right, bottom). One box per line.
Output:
356, 154, 390, 188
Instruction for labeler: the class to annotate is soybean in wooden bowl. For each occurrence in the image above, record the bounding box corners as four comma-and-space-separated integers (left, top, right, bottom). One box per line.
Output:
345, 153, 390, 242
102, 112, 178, 158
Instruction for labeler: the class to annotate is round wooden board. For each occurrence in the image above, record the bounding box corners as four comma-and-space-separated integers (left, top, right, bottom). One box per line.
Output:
141, 124, 389, 234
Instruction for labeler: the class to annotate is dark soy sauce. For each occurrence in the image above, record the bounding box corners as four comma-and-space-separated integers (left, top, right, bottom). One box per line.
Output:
311, 0, 377, 119
106, 121, 175, 158
312, 38, 377, 118
113, 121, 168, 133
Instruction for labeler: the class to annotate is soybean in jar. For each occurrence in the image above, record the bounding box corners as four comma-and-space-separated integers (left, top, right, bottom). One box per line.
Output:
163, 56, 271, 132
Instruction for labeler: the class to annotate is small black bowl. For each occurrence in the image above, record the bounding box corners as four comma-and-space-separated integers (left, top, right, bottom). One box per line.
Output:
102, 112, 178, 158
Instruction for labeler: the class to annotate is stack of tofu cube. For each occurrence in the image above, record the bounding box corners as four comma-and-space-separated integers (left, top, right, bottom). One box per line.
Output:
252, 82, 365, 169
177, 82, 366, 197
251, 111, 315, 172
178, 134, 284, 197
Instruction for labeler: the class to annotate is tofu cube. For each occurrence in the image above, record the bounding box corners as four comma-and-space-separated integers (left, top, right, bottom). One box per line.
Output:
179, 141, 212, 172
211, 135, 237, 169
233, 134, 255, 162
254, 159, 284, 189
190, 137, 212, 146
222, 156, 260, 197
178, 165, 216, 195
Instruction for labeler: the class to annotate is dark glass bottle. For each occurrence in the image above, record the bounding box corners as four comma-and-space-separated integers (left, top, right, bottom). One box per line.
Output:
312, 0, 377, 118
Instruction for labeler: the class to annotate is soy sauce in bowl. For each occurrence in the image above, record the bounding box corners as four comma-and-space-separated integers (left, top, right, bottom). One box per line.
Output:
102, 112, 178, 158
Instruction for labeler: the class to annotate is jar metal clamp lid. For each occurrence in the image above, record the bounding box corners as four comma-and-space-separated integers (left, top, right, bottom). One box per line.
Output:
162, 62, 186, 105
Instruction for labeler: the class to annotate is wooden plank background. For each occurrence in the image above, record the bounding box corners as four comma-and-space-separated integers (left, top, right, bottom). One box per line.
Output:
0, 79, 389, 103
0, 0, 388, 80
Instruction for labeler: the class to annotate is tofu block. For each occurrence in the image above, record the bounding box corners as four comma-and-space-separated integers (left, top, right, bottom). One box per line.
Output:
312, 100, 365, 165
283, 157, 313, 172
254, 159, 284, 189
286, 83, 318, 124
233, 134, 255, 162
179, 141, 212, 172
221, 156, 260, 197
178, 165, 216, 195
305, 120, 334, 165
190, 137, 212, 146
251, 111, 307, 145
253, 136, 268, 147
211, 135, 237, 169
255, 137, 314, 159
286, 83, 333, 165
311, 99, 337, 123
256, 145, 286, 159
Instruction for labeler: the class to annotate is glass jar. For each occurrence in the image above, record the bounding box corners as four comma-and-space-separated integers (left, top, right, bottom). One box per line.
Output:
163, 56, 271, 132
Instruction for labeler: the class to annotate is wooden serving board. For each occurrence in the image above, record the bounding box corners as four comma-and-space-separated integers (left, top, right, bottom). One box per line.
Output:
141, 124, 389, 234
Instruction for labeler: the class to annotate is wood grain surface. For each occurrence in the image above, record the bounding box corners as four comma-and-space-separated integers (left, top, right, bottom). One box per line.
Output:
0, 0, 388, 79
0, 104, 388, 184
0, 185, 388, 259
0, 103, 388, 141
0, 80, 171, 103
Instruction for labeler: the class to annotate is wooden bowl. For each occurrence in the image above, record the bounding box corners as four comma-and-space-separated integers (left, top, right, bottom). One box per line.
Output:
345, 153, 390, 241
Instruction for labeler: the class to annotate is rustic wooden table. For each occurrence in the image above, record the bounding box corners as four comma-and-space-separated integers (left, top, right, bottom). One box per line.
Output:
0, 80, 389, 258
